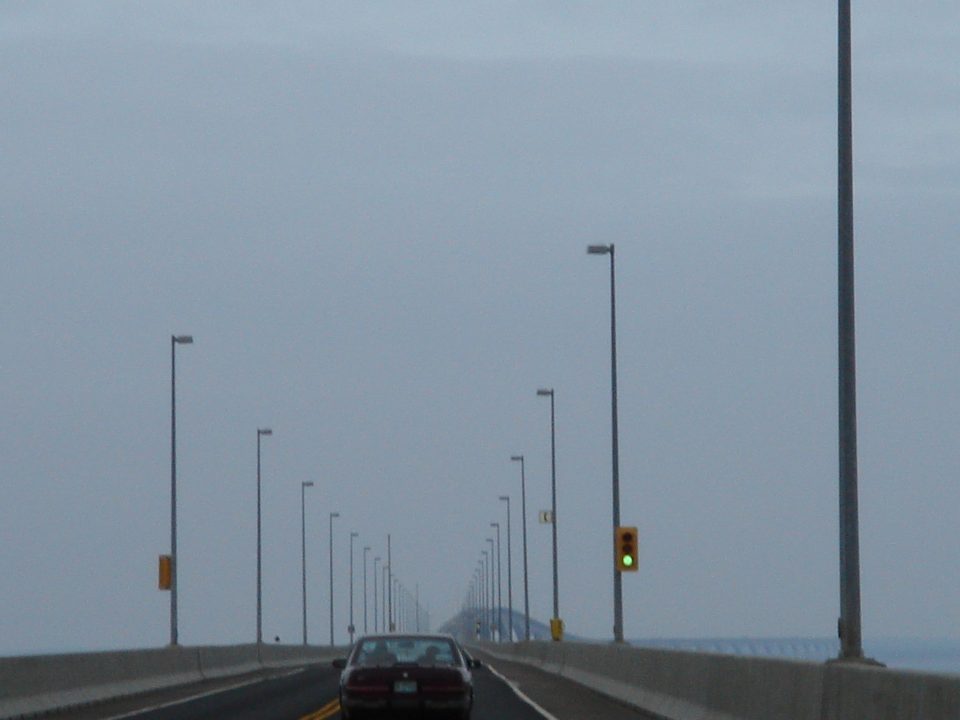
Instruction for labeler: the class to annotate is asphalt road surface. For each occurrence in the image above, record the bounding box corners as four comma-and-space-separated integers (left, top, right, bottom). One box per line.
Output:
53, 656, 656, 720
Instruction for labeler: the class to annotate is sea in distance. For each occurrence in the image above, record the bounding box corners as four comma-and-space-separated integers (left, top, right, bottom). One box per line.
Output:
629, 637, 960, 675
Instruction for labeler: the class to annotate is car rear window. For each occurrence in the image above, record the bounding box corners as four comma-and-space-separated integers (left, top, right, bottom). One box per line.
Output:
353, 638, 459, 667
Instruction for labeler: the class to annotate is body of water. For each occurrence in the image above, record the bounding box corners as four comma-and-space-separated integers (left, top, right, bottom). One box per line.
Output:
631, 637, 960, 675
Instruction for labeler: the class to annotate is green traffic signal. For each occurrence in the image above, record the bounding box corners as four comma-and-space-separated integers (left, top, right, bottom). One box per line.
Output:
616, 525, 639, 572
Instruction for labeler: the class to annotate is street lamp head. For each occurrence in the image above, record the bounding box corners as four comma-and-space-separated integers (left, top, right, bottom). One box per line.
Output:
258, 428, 273, 436
490, 522, 499, 528
173, 335, 194, 344
331, 512, 340, 519
536, 388, 553, 397
303, 481, 315, 488
510, 455, 523, 462
351, 531, 359, 538
587, 244, 612, 255
364, 546, 371, 552
499, 495, 509, 502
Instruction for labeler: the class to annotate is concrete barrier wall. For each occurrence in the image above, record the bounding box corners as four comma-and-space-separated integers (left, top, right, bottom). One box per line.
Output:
477, 641, 960, 720
0, 644, 345, 720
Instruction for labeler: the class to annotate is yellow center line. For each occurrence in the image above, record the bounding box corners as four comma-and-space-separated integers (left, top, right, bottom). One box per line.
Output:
297, 697, 340, 720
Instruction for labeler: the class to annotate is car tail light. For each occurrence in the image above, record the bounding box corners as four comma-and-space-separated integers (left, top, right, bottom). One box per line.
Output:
421, 671, 466, 693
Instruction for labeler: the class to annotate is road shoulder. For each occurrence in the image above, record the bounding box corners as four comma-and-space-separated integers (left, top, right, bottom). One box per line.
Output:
473, 650, 662, 720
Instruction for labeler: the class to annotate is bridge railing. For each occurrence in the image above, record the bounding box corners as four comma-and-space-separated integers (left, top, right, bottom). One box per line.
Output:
0, 644, 344, 720
473, 639, 960, 720
633, 636, 839, 662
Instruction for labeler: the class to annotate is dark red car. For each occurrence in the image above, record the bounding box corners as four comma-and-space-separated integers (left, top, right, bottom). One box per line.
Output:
333, 634, 480, 719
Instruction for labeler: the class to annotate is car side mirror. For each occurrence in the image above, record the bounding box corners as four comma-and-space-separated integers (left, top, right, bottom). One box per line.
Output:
332, 658, 347, 669
469, 658, 482, 669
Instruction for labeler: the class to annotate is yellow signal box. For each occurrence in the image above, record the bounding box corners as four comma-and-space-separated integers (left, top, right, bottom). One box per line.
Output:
615, 526, 639, 572
159, 555, 172, 590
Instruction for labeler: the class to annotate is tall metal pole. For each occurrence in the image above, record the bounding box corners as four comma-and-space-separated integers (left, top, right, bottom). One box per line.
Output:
169, 334, 192, 646
588, 243, 623, 642
511, 456, 530, 641
500, 496, 513, 642
256, 427, 272, 646
491, 522, 502, 642
363, 546, 370, 634
394, 579, 401, 631
481, 551, 490, 640
170, 337, 176, 647
328, 512, 339, 646
490, 544, 496, 639
537, 389, 560, 634
483, 557, 489, 640
382, 563, 388, 632
387, 534, 393, 631
484, 559, 489, 640
256, 432, 261, 645
478, 563, 484, 639
415, 583, 420, 632
474, 569, 482, 639
486, 538, 495, 639
373, 557, 381, 633
301, 481, 314, 645
838, 0, 864, 661
349, 532, 358, 643
474, 574, 480, 638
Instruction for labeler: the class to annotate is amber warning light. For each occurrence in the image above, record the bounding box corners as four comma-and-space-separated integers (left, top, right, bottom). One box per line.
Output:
159, 555, 172, 590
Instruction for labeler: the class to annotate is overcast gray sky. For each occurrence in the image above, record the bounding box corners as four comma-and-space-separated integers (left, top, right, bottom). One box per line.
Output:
1, 2, 958, 655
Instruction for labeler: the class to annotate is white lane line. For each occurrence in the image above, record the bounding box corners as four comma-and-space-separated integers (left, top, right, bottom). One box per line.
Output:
102, 668, 305, 719
485, 662, 561, 720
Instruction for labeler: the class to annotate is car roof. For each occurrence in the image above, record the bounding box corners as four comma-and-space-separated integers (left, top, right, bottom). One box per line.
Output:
354, 633, 457, 643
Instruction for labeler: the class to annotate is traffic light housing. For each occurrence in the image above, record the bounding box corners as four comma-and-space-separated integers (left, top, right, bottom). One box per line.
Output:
158, 554, 172, 590
615, 526, 638, 572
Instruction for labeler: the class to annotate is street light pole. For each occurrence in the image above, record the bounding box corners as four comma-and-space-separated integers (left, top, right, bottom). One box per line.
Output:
169, 334, 192, 647
328, 512, 339, 646
373, 557, 381, 633
387, 534, 393, 631
256, 427, 273, 646
837, 0, 865, 662
491, 522, 502, 643
588, 242, 624, 643
363, 546, 370, 635
499, 495, 513, 642
486, 538, 495, 639
382, 563, 388, 632
481, 551, 490, 640
510, 455, 530, 641
301, 481, 315, 645
393, 578, 400, 631
475, 563, 481, 639
474, 568, 482, 639
537, 388, 561, 638
349, 532, 358, 643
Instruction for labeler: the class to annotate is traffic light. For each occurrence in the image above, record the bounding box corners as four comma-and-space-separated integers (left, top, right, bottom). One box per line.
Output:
158, 555, 172, 590
615, 526, 638, 572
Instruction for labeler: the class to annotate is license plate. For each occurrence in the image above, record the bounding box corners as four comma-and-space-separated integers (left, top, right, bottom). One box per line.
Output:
394, 680, 417, 694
